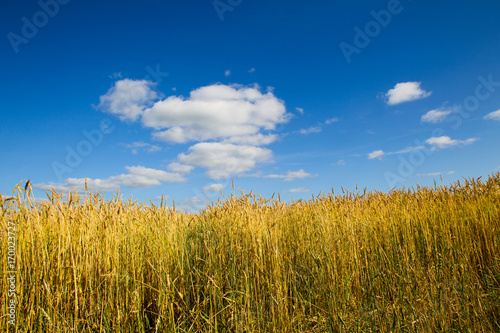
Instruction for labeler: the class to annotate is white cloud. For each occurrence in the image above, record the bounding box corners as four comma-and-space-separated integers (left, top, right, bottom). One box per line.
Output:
223, 133, 278, 146
142, 84, 289, 144
368, 146, 424, 160
385, 82, 432, 105
416, 171, 455, 177
325, 117, 339, 124
484, 109, 500, 121
368, 150, 385, 160
285, 187, 310, 193
299, 127, 322, 135
296, 107, 304, 114
264, 169, 315, 182
334, 159, 346, 166
421, 107, 456, 123
123, 141, 162, 153
248, 68, 256, 73
202, 184, 226, 193
225, 70, 231, 77
392, 146, 425, 154
167, 162, 194, 174
426, 136, 479, 149
34, 166, 186, 193
177, 142, 273, 179
98, 81, 291, 180
97, 79, 159, 121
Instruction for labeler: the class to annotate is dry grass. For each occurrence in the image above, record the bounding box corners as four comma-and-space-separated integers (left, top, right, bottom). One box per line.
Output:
1, 173, 500, 332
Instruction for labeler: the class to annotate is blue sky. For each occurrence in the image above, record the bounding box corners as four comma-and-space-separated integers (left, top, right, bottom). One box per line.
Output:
1, 0, 500, 210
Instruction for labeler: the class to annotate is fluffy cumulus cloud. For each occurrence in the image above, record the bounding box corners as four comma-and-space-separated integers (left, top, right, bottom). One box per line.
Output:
98, 79, 159, 121
484, 109, 500, 121
96, 80, 312, 182
34, 166, 186, 193
421, 107, 456, 123
177, 142, 273, 179
385, 82, 432, 106
426, 136, 479, 149
143, 84, 289, 144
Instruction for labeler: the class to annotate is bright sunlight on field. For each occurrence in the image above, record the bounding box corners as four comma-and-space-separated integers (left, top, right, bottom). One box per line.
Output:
2, 173, 500, 332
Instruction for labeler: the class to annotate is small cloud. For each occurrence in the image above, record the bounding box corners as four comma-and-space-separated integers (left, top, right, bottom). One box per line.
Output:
122, 141, 162, 154
98, 79, 159, 121
368, 150, 385, 160
484, 109, 500, 121
264, 169, 316, 182
426, 136, 479, 149
224, 70, 231, 77
248, 68, 255, 73
295, 107, 304, 115
202, 184, 226, 193
285, 187, 310, 193
385, 82, 432, 106
325, 117, 339, 124
172, 87, 177, 91
367, 130, 376, 135
299, 126, 322, 135
421, 107, 457, 123
368, 146, 424, 160
109, 72, 123, 79
334, 159, 346, 166
416, 171, 455, 177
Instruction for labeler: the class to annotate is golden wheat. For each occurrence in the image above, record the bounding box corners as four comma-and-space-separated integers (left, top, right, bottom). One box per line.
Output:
1, 173, 499, 332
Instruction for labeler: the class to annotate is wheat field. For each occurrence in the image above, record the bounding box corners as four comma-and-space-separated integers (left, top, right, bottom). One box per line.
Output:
1, 173, 500, 332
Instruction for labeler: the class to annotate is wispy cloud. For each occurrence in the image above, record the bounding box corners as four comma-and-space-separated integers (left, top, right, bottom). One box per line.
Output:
295, 107, 304, 114
421, 106, 457, 123
34, 166, 186, 193
325, 117, 339, 124
416, 171, 455, 177
299, 126, 322, 135
484, 109, 500, 121
224, 69, 231, 77
264, 169, 316, 182
202, 184, 226, 193
284, 187, 310, 193
385, 82, 432, 105
368, 146, 424, 160
425, 136, 479, 149
368, 150, 385, 160
109, 72, 123, 79
122, 141, 162, 154
248, 68, 255, 73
